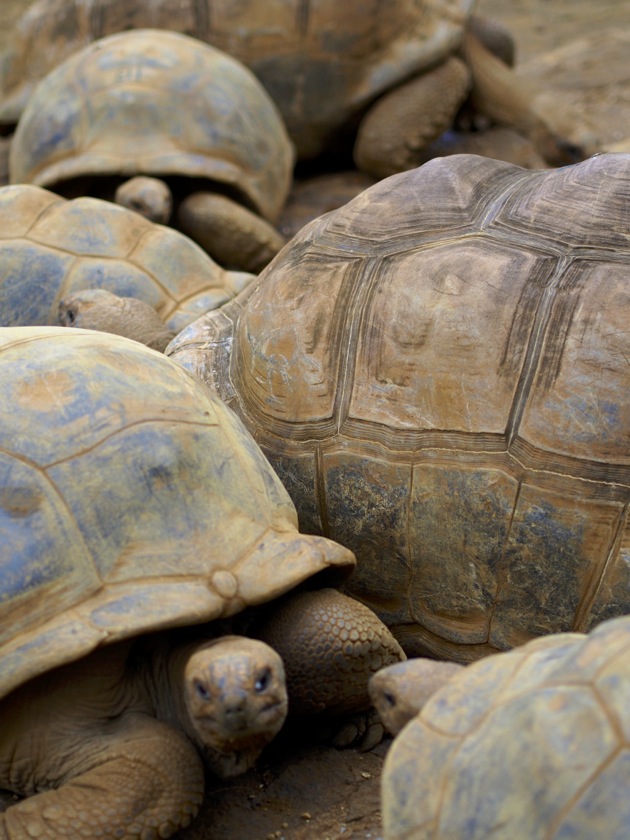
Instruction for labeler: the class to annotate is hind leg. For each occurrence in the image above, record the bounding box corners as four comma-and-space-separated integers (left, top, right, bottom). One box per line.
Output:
353, 57, 471, 180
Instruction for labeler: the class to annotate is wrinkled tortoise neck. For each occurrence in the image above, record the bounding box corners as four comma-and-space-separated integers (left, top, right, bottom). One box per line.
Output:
131, 637, 214, 743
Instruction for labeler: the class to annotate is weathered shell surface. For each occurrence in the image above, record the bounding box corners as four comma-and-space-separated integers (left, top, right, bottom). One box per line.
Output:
0, 184, 252, 331
9, 28, 294, 222
0, 327, 354, 701
1, 0, 474, 157
382, 614, 630, 838
169, 153, 630, 661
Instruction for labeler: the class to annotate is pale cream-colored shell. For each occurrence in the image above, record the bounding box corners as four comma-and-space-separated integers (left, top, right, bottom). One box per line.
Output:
382, 615, 630, 838
0, 184, 253, 332
9, 29, 294, 223
0, 327, 354, 702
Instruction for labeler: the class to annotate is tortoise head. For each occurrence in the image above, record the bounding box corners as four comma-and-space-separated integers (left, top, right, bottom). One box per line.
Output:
182, 636, 288, 778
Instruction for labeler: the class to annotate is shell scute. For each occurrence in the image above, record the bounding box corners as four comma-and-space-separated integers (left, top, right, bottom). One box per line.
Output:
28, 196, 151, 256
0, 241, 74, 324
0, 184, 253, 329
10, 29, 294, 223
0, 328, 355, 700
383, 619, 630, 839
171, 154, 630, 659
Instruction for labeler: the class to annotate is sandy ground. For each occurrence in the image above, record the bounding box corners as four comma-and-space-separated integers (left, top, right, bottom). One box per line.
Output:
1, 1, 630, 838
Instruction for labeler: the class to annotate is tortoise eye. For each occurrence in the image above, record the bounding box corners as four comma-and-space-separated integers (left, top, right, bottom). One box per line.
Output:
194, 679, 211, 701
255, 668, 271, 693
66, 308, 76, 324
384, 692, 396, 707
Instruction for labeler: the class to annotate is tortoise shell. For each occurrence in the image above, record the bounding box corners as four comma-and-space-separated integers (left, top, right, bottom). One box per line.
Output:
0, 184, 253, 331
169, 152, 630, 662
382, 614, 630, 838
0, 327, 354, 702
9, 28, 294, 223
1, 0, 474, 158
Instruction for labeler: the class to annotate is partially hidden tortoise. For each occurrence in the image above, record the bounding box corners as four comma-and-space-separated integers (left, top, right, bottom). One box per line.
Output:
57, 288, 179, 351
0, 327, 403, 839
371, 614, 630, 839
1, 0, 583, 175
167, 152, 630, 663
0, 183, 253, 334
9, 29, 294, 273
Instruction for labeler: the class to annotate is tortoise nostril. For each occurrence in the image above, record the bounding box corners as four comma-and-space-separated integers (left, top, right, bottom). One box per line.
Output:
224, 694, 247, 715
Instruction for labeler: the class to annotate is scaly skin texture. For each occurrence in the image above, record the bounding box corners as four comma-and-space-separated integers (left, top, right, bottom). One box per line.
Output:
0, 643, 205, 839
354, 56, 472, 180
175, 193, 286, 274
256, 588, 406, 717
181, 637, 288, 779
0, 637, 288, 839
58, 289, 176, 351
0, 590, 403, 838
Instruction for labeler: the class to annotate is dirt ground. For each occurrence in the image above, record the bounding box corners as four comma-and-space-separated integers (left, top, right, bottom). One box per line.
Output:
1, 1, 630, 839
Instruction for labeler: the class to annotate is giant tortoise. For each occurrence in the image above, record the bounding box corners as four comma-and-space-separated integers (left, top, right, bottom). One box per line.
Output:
0, 183, 253, 333
9, 29, 294, 272
374, 614, 630, 839
1, 0, 582, 173
0, 327, 403, 839
168, 152, 630, 662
